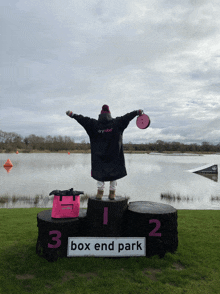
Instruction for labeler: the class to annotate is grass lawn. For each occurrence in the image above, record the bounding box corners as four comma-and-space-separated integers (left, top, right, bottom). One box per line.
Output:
0, 208, 219, 294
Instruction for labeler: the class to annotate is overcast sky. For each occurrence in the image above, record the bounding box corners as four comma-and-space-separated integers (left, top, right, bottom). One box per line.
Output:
1, 0, 220, 144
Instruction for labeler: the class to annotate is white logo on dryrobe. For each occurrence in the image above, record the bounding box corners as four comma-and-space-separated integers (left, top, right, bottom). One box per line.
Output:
67, 237, 146, 257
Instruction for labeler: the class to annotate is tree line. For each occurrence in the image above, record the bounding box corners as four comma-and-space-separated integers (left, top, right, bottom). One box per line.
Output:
1, 130, 220, 153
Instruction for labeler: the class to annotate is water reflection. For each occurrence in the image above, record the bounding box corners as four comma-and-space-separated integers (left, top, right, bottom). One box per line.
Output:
0, 194, 91, 209
160, 192, 220, 204
194, 173, 218, 182
2, 192, 218, 208
0, 194, 131, 209
161, 193, 194, 203
4, 166, 13, 173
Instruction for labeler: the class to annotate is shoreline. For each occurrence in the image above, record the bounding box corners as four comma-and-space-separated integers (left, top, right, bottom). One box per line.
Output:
0, 149, 218, 155
1, 193, 219, 209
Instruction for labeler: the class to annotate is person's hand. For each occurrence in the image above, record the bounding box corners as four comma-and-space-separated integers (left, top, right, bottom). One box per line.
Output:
137, 109, 144, 116
66, 110, 73, 117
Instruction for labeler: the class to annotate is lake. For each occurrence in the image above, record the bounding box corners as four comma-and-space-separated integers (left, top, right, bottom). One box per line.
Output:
1, 153, 220, 210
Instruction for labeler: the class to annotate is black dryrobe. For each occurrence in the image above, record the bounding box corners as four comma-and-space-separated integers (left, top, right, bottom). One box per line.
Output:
69, 111, 138, 181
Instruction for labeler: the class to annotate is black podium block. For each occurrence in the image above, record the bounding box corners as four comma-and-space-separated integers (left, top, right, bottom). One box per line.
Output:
122, 201, 178, 258
36, 208, 87, 262
86, 196, 128, 237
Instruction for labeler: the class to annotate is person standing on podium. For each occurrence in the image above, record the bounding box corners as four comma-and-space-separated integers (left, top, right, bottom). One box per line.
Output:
66, 105, 143, 200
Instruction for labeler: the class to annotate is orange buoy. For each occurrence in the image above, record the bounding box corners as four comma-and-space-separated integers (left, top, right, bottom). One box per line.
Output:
3, 159, 13, 167
16, 151, 19, 154
68, 152, 70, 155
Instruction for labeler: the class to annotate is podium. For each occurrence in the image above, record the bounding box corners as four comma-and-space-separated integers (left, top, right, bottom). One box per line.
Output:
36, 198, 178, 262
86, 196, 128, 237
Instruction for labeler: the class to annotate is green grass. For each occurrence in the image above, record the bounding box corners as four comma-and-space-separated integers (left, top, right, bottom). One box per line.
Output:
0, 208, 219, 294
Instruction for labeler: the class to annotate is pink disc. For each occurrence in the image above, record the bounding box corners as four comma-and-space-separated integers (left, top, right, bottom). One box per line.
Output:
136, 114, 150, 129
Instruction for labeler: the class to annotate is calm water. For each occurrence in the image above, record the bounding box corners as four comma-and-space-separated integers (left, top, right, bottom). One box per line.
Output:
1, 153, 220, 210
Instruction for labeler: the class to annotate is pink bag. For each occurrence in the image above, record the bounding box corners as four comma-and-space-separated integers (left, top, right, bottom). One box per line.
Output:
50, 188, 83, 218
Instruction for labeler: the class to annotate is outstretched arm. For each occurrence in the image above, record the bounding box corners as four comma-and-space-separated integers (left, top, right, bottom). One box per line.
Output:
66, 110, 95, 134
116, 109, 144, 131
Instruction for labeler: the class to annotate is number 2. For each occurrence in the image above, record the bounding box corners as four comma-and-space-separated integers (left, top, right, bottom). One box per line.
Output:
48, 230, 62, 248
149, 219, 161, 237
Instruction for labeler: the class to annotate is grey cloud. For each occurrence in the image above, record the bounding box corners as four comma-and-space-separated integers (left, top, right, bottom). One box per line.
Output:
1, 0, 220, 144
204, 83, 220, 93
1, 6, 73, 64
46, 81, 92, 98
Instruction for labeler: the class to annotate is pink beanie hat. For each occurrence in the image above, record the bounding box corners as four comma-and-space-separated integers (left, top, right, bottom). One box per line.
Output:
101, 105, 110, 114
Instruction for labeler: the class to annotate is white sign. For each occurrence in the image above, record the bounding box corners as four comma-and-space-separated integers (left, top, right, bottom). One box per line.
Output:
67, 237, 146, 257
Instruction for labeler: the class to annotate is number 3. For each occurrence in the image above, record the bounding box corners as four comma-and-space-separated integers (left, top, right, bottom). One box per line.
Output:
149, 219, 161, 237
48, 230, 62, 248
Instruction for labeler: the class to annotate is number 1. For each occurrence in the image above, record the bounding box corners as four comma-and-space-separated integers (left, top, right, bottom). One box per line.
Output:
103, 207, 108, 225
